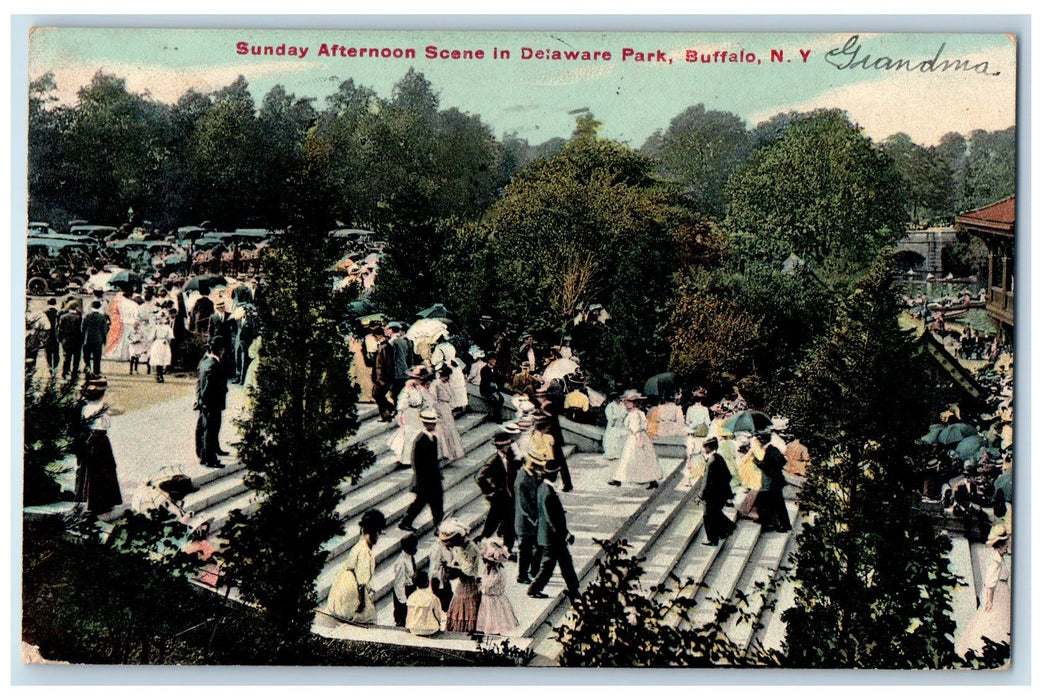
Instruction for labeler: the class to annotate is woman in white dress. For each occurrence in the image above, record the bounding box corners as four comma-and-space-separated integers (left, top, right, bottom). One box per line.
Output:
431, 332, 468, 412
602, 395, 628, 460
610, 390, 662, 489
434, 366, 466, 460
326, 510, 385, 624
956, 523, 1011, 659
389, 367, 430, 466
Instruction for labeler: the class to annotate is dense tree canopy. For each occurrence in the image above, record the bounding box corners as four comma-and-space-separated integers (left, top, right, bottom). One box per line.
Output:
642, 103, 752, 219
726, 111, 907, 271
780, 261, 957, 668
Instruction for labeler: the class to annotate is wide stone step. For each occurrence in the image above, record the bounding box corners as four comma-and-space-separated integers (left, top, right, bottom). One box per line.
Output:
724, 503, 801, 655
316, 442, 576, 606
192, 410, 486, 533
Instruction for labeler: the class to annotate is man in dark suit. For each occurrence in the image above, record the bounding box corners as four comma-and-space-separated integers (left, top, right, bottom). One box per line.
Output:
195, 337, 229, 468
476, 431, 520, 552
527, 461, 580, 601
389, 323, 412, 402
398, 410, 443, 532
513, 449, 544, 585
81, 300, 110, 377
700, 437, 736, 546
479, 355, 505, 423
43, 298, 60, 372
57, 300, 83, 379
536, 391, 573, 492
371, 325, 396, 421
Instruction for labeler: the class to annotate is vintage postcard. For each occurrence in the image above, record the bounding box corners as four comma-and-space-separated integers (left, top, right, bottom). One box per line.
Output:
21, 26, 1017, 671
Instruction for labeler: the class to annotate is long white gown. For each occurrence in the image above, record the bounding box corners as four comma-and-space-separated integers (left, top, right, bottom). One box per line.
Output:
613, 408, 663, 484
432, 341, 468, 410
602, 400, 628, 460
956, 548, 1011, 658
389, 383, 426, 465
434, 380, 466, 460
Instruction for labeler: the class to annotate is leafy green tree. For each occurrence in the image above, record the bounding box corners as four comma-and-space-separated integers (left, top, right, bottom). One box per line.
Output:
881, 132, 957, 227
28, 73, 76, 227
477, 132, 689, 389
220, 137, 374, 660
643, 104, 751, 219
964, 126, 1016, 209
187, 76, 262, 228
23, 375, 79, 506
779, 260, 958, 668
60, 71, 173, 226
935, 131, 969, 215
727, 110, 907, 272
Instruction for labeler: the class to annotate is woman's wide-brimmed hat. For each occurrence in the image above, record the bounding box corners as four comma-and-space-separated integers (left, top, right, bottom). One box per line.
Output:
986, 523, 1011, 547
407, 365, 429, 379
620, 389, 645, 402
480, 538, 511, 563
437, 519, 467, 542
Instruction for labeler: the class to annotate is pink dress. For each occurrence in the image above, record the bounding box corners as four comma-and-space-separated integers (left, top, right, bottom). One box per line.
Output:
476, 564, 518, 635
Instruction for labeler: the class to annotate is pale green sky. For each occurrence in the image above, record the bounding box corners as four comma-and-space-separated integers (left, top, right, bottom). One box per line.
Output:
28, 28, 1016, 146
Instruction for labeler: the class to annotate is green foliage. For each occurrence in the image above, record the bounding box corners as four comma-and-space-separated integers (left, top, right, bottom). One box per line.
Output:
23, 374, 79, 506
779, 259, 959, 668
471, 135, 691, 390
221, 225, 374, 658
23, 511, 201, 664
881, 132, 957, 227
643, 104, 752, 219
727, 110, 907, 271
554, 539, 781, 667
667, 262, 833, 407
964, 127, 1016, 209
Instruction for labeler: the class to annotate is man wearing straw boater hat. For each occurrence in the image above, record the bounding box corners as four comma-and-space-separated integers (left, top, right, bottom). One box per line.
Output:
526, 459, 580, 601
513, 446, 548, 584
399, 409, 443, 532
476, 431, 520, 555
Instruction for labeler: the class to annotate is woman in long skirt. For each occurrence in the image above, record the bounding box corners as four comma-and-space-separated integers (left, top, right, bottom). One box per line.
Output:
75, 380, 123, 514
326, 510, 386, 624
476, 539, 518, 635
443, 527, 482, 633
434, 366, 466, 460
610, 390, 662, 489
654, 393, 687, 437
602, 395, 628, 460
431, 333, 468, 412
956, 524, 1011, 658
389, 368, 429, 466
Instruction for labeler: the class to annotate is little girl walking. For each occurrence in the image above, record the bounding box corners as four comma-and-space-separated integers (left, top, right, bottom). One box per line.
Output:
476, 538, 518, 636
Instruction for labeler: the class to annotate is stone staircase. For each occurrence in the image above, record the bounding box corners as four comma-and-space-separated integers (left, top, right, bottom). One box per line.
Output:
171, 387, 985, 666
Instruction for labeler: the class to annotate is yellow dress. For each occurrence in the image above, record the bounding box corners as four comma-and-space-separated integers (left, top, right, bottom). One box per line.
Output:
326, 539, 376, 623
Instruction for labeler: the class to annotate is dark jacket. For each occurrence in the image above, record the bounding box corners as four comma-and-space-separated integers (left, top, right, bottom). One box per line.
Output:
81, 309, 110, 348
477, 450, 519, 500
411, 430, 442, 494
57, 310, 83, 347
197, 354, 228, 411
44, 307, 59, 347
701, 452, 734, 506
373, 339, 395, 384
536, 480, 570, 547
390, 335, 411, 380
479, 363, 503, 398
756, 444, 788, 492
514, 468, 541, 536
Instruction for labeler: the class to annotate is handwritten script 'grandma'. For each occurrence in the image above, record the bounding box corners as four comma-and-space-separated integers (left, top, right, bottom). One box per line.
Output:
825, 35, 1000, 76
